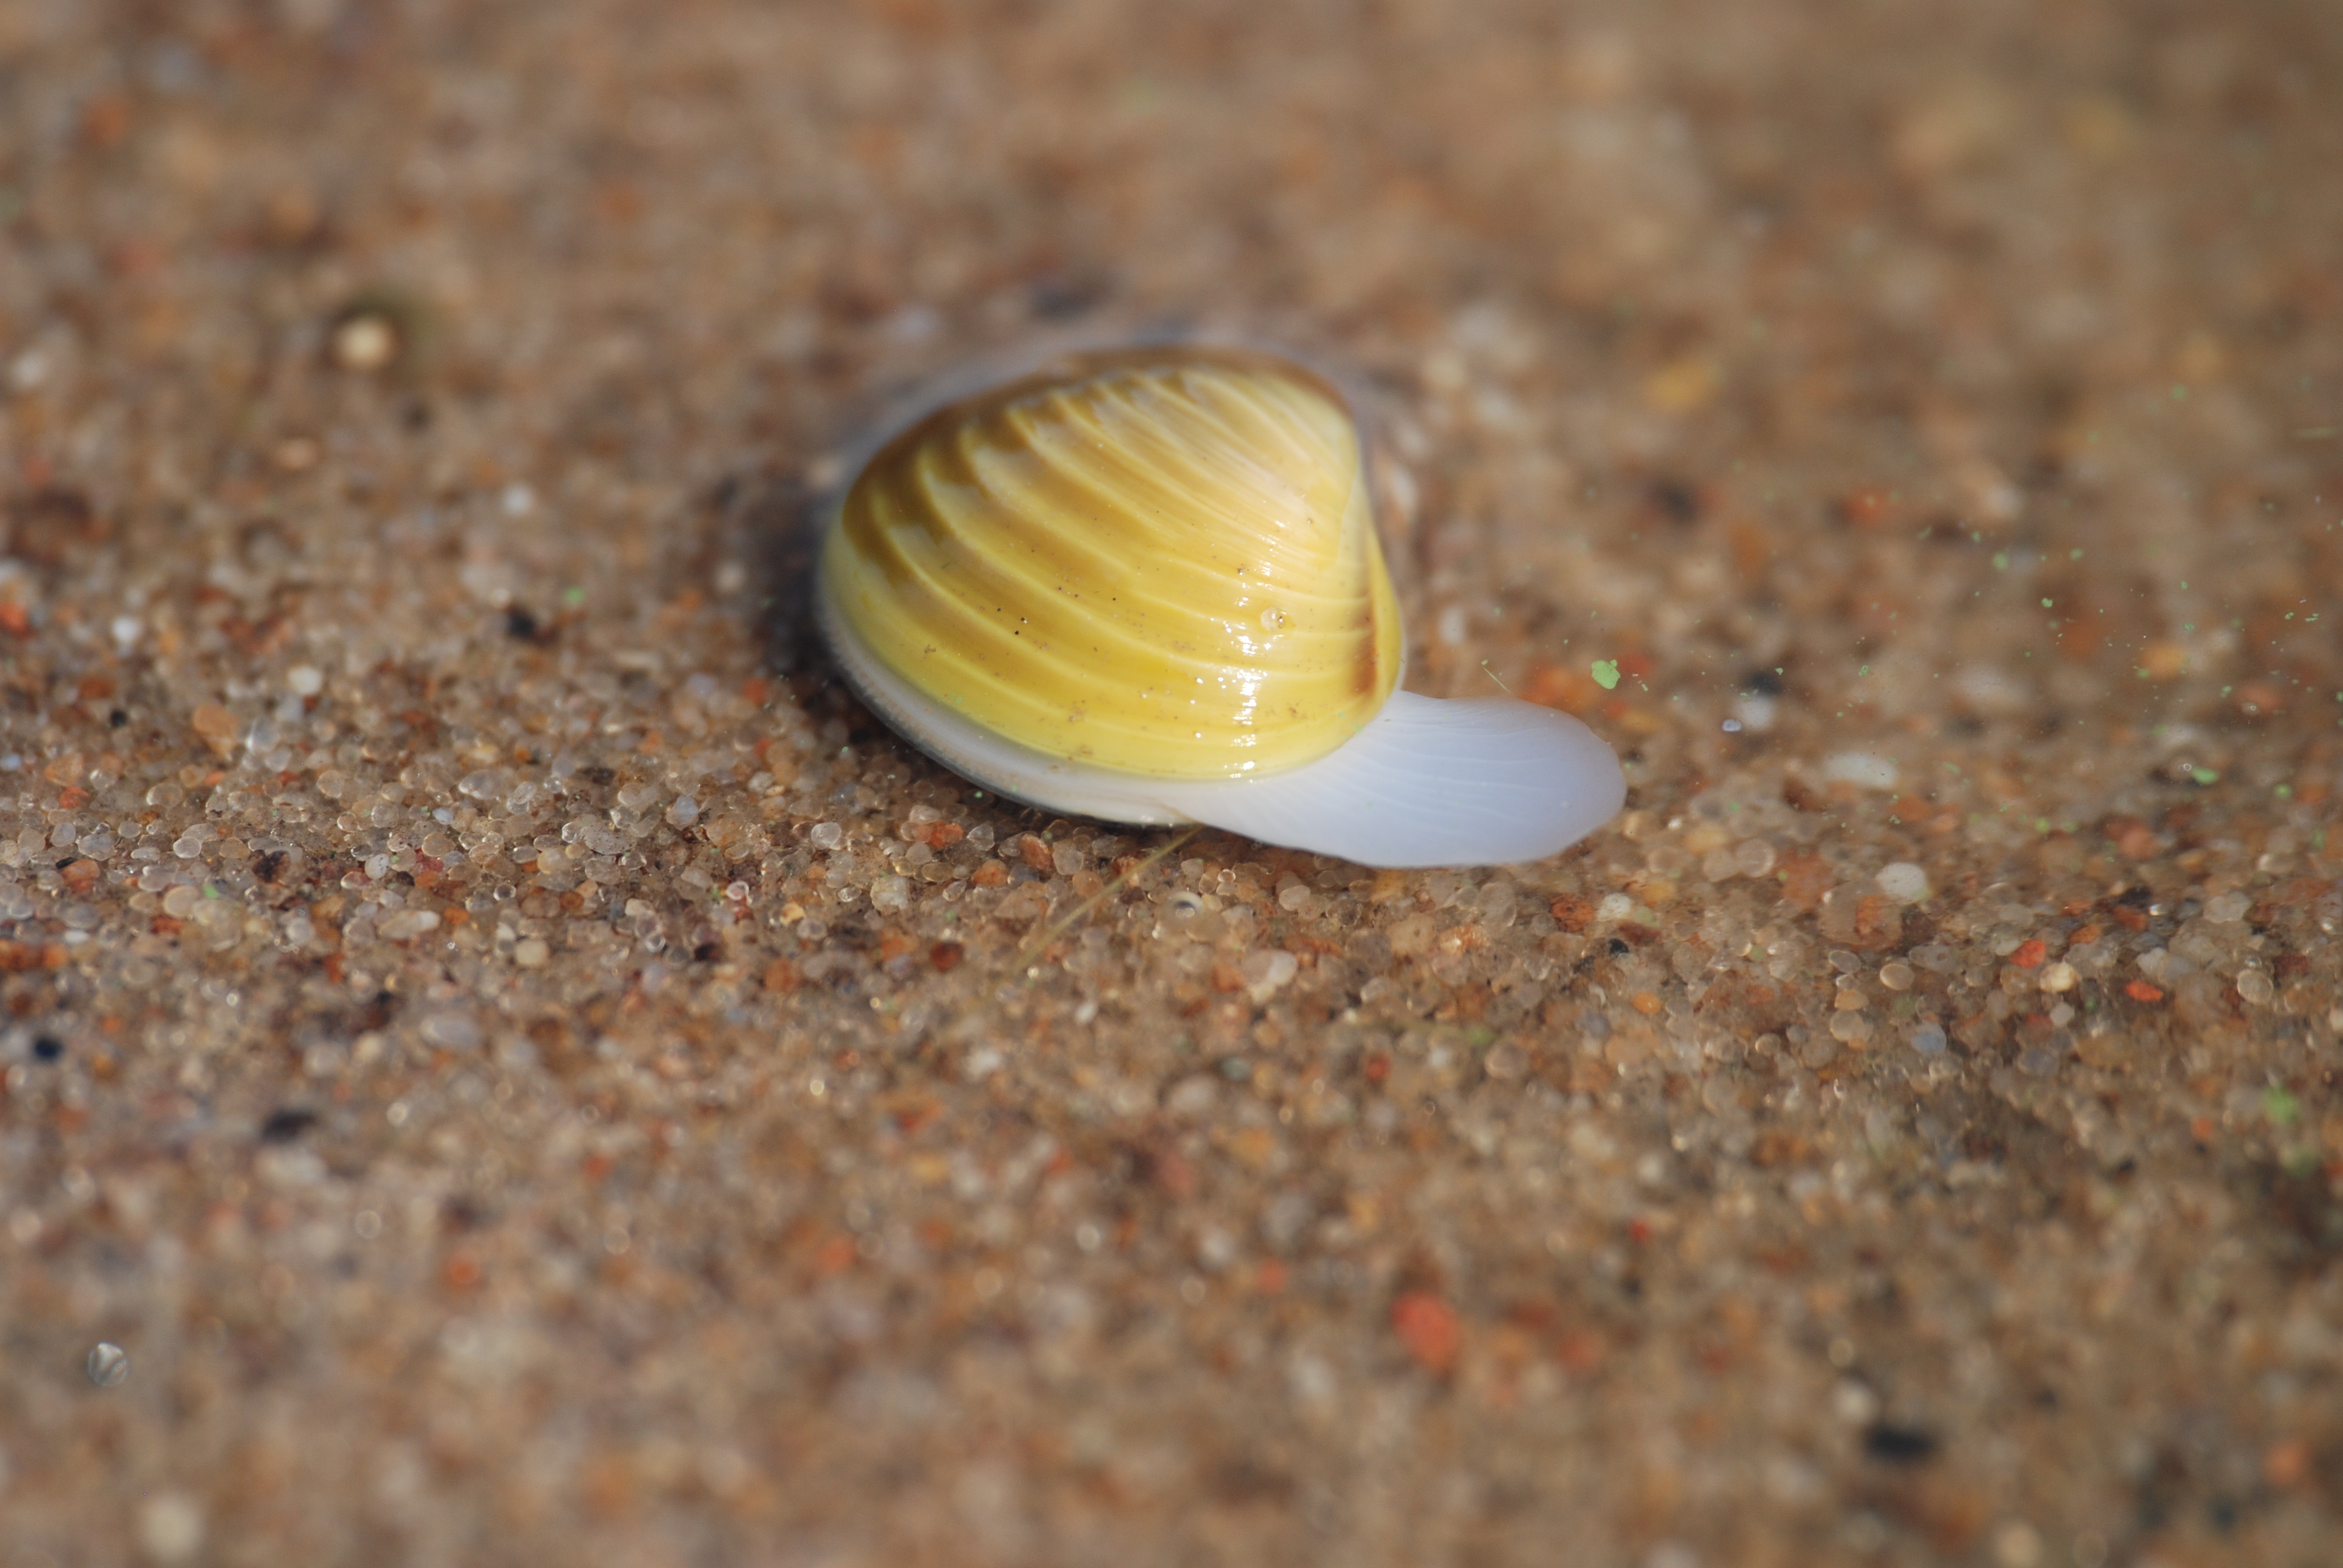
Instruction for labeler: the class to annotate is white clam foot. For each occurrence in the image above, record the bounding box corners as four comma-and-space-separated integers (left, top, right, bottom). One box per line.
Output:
1152, 691, 1624, 867
823, 596, 1622, 866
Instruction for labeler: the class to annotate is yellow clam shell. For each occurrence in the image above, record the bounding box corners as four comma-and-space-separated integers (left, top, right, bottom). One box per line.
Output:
822, 346, 1403, 780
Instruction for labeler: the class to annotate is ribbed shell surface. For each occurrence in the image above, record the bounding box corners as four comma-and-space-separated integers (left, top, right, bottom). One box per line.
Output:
822, 348, 1405, 780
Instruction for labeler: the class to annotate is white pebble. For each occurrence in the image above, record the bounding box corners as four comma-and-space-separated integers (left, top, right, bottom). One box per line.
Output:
286, 664, 324, 697
1165, 1074, 1219, 1120
419, 1011, 480, 1050
378, 909, 441, 941
1830, 1379, 1880, 1425
1876, 861, 1930, 904
1823, 752, 1898, 791
1956, 665, 2033, 717
137, 1492, 205, 1563
2204, 890, 2249, 924
1242, 949, 1299, 1002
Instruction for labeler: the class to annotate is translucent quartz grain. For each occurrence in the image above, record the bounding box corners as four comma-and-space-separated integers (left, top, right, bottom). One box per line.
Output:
2204, 891, 2250, 924
1829, 1013, 1871, 1044
86, 1342, 129, 1388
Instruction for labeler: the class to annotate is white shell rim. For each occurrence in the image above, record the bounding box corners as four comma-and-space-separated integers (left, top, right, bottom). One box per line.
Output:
816, 570, 1625, 867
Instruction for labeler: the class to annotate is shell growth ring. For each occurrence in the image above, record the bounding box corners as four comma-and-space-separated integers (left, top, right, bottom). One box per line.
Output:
814, 343, 1623, 868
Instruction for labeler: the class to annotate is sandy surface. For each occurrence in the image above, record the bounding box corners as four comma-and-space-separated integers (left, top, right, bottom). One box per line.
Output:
3, 2, 2341, 1564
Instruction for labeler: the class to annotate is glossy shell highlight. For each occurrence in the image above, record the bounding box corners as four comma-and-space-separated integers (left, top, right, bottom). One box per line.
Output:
815, 343, 1624, 868
824, 348, 1402, 779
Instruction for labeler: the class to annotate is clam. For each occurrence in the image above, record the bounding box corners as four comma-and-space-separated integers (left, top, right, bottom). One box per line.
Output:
815, 344, 1622, 867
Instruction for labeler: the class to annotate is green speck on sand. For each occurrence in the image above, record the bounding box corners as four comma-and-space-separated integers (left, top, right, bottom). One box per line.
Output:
1591, 659, 1620, 691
